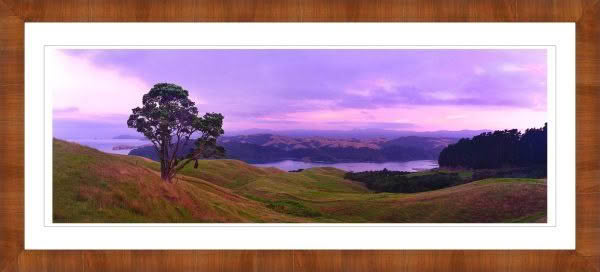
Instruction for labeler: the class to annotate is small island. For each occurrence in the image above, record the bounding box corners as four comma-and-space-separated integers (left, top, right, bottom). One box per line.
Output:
112, 144, 139, 151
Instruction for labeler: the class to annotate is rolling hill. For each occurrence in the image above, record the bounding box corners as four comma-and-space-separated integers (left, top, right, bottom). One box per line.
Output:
129, 134, 458, 163
54, 139, 547, 223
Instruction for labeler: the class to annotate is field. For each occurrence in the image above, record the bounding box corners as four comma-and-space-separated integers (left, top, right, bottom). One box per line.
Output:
53, 139, 547, 223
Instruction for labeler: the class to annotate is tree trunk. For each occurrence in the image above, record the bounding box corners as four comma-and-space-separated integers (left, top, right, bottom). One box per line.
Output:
159, 158, 172, 182
159, 139, 172, 183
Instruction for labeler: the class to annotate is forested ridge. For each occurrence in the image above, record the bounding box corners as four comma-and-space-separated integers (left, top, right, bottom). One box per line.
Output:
344, 124, 548, 194
438, 124, 547, 169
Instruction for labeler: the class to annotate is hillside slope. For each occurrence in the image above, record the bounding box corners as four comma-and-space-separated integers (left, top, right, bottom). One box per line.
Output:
53, 139, 306, 223
55, 139, 547, 223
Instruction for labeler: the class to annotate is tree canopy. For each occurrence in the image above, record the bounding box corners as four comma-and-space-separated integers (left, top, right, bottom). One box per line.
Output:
438, 123, 547, 169
127, 83, 225, 182
344, 170, 462, 193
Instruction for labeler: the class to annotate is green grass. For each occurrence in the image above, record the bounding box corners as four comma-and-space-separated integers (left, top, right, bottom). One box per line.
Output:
476, 178, 546, 185
505, 211, 547, 223
53, 139, 306, 223
53, 139, 548, 223
267, 200, 322, 218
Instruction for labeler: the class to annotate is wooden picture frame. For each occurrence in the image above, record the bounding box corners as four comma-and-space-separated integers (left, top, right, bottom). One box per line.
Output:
1, 0, 598, 271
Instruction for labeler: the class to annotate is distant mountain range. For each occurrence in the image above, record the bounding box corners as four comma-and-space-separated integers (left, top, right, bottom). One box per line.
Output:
129, 133, 458, 164
224, 128, 490, 139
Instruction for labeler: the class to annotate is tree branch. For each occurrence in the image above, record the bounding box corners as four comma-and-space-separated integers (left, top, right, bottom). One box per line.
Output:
173, 143, 207, 172
168, 133, 182, 175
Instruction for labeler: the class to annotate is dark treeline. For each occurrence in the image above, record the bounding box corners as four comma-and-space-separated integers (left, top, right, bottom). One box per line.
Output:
472, 167, 547, 180
344, 169, 462, 193
438, 124, 547, 169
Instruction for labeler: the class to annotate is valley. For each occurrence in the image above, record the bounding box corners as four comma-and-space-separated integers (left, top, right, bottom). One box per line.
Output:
54, 139, 547, 223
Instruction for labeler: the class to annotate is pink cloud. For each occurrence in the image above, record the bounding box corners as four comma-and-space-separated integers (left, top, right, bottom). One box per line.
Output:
47, 49, 151, 121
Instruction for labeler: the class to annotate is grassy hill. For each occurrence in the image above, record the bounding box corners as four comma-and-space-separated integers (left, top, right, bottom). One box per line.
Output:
53, 139, 547, 223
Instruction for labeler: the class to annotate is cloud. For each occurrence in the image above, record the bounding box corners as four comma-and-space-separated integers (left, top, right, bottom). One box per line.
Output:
337, 83, 532, 110
500, 63, 527, 72
345, 89, 372, 97
446, 115, 466, 120
474, 66, 486, 75
53, 49, 548, 134
53, 106, 80, 119
53, 106, 79, 113
325, 121, 415, 130
48, 49, 151, 121
189, 94, 208, 105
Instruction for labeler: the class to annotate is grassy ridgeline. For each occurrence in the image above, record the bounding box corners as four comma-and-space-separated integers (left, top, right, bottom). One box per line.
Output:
53, 139, 548, 223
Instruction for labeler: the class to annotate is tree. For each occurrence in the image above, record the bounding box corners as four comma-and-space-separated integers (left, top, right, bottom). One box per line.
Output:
127, 83, 225, 182
438, 124, 547, 169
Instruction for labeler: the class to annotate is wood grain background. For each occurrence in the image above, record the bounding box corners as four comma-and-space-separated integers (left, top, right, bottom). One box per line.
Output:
1, 0, 598, 271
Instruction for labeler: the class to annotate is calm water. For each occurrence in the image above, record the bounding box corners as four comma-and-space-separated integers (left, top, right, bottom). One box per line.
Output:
66, 139, 150, 155
252, 160, 439, 172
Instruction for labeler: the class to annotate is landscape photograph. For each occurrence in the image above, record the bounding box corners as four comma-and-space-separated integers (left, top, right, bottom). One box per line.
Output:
50, 48, 548, 223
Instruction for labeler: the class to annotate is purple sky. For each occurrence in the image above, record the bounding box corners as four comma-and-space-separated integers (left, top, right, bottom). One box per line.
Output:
49, 49, 547, 139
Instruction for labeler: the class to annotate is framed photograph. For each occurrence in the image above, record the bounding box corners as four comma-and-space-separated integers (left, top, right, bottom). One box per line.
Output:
2, 1, 599, 271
